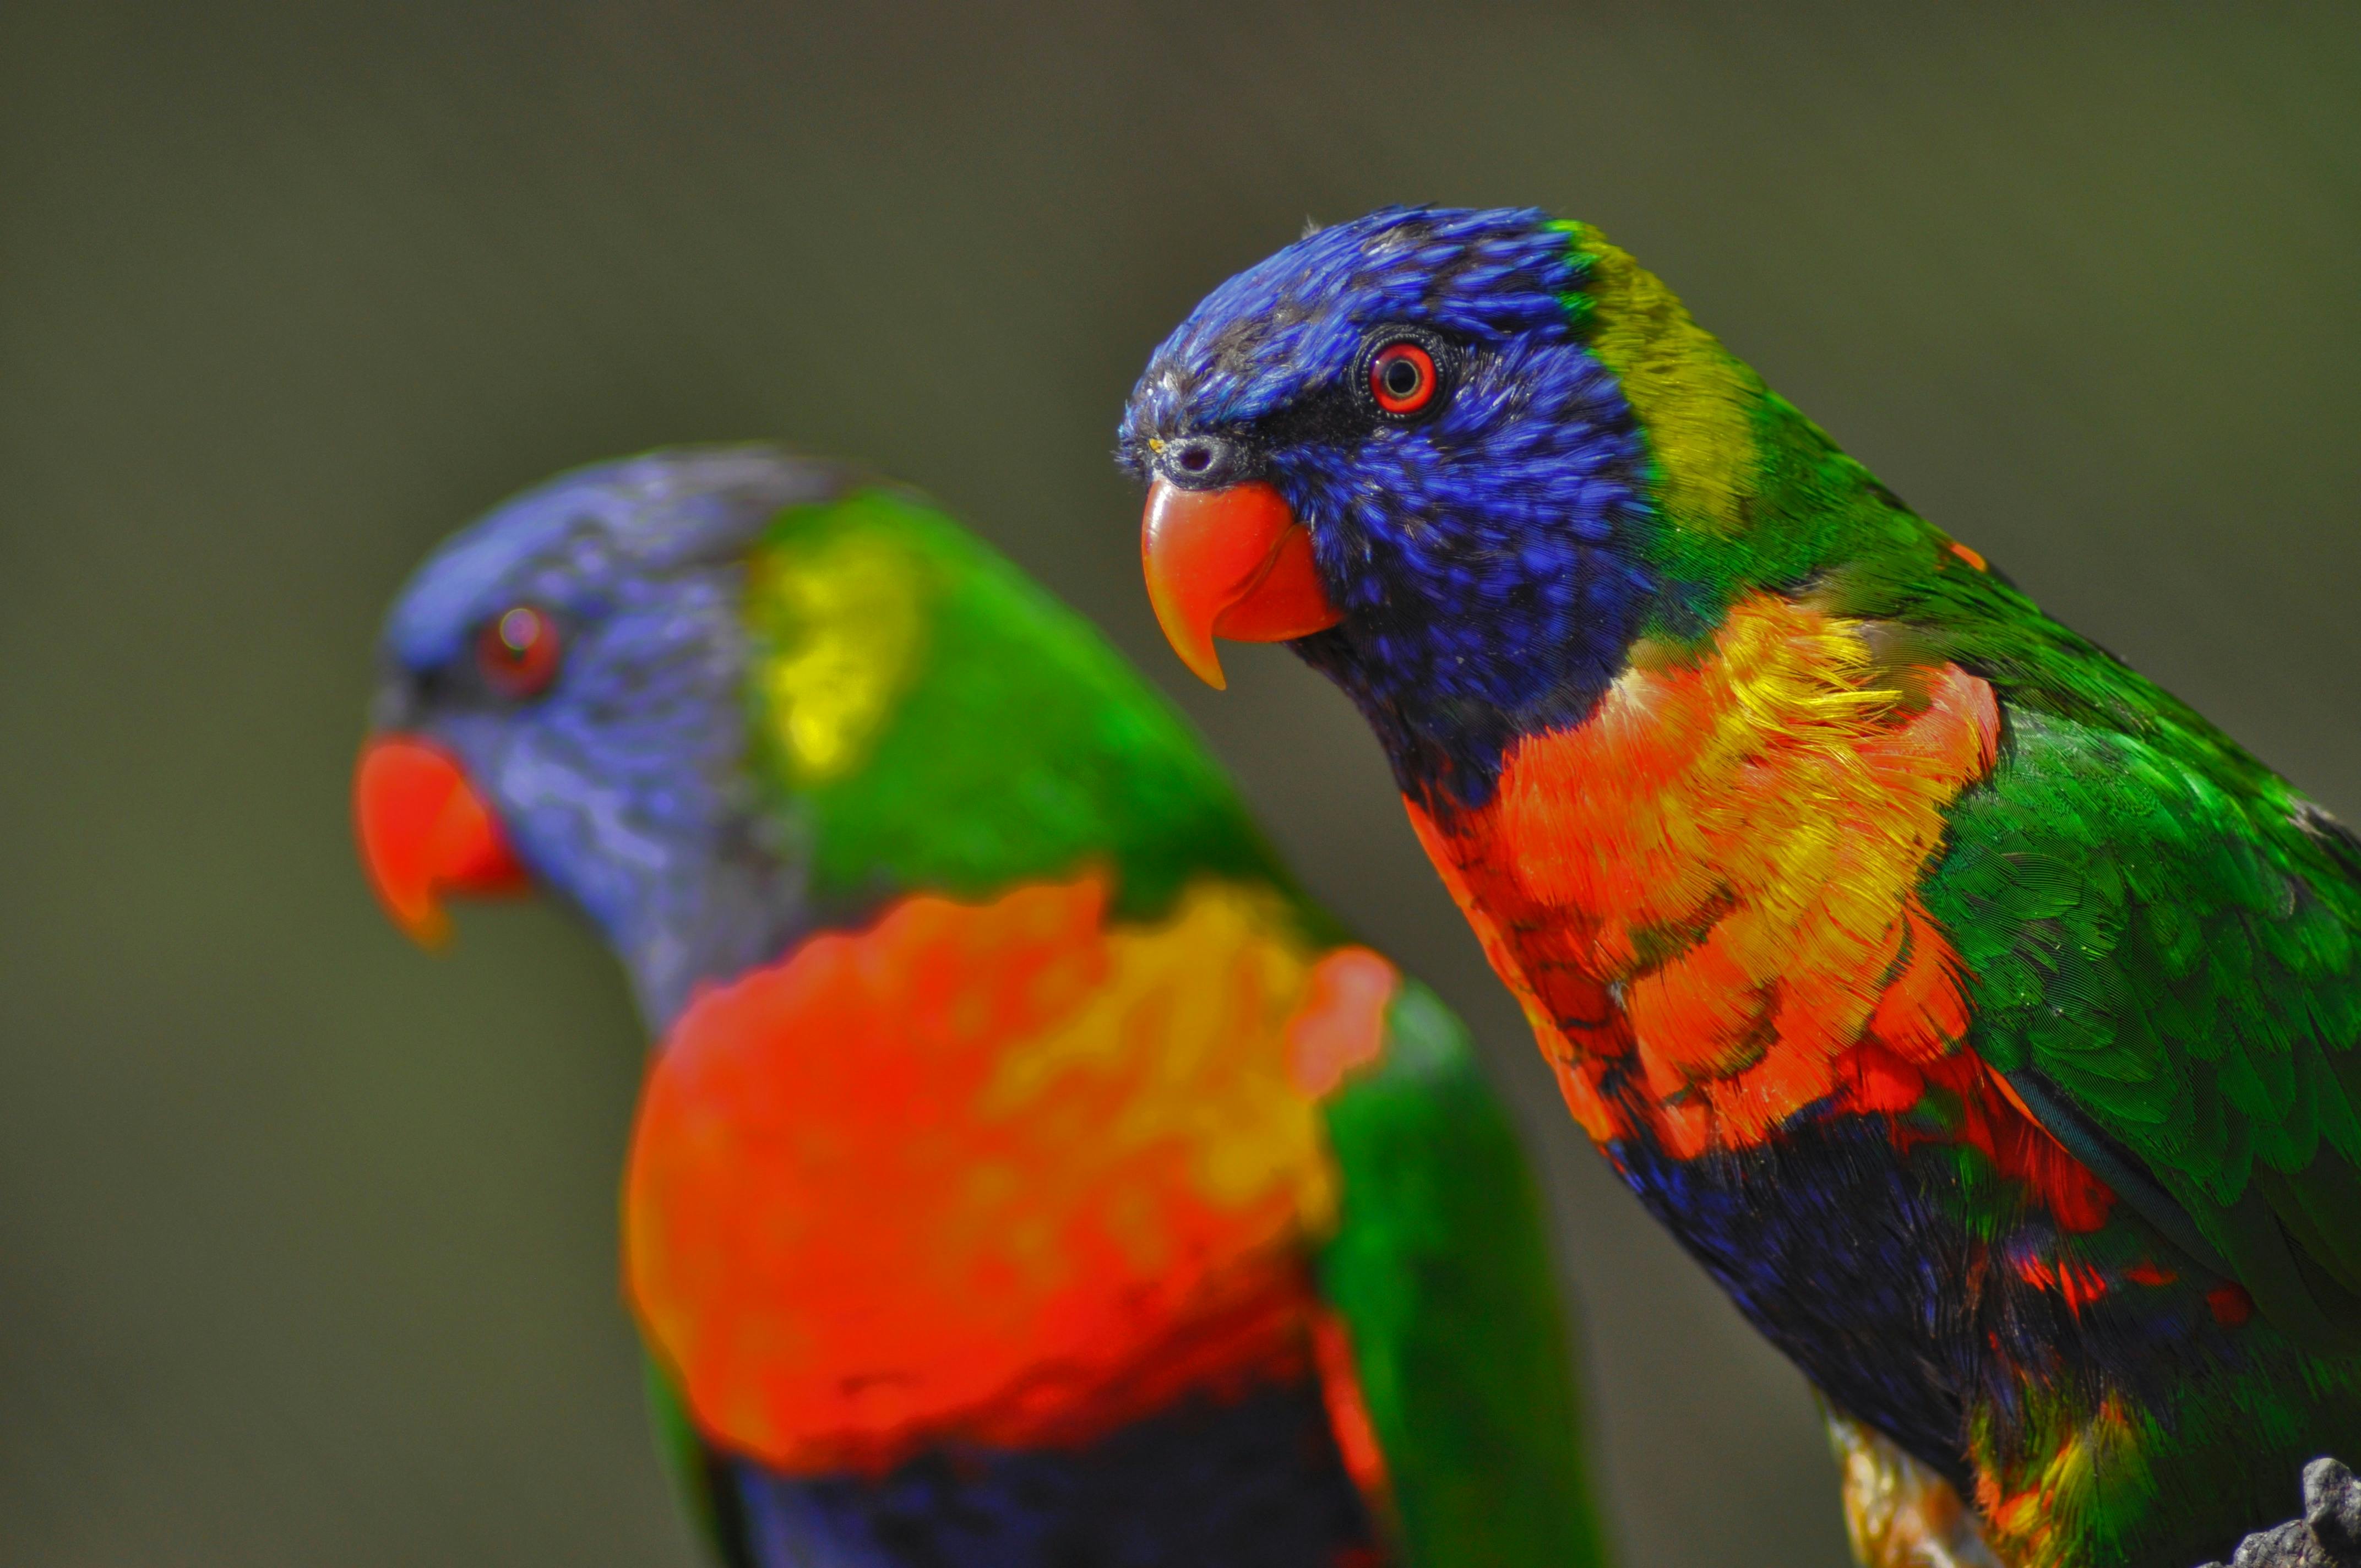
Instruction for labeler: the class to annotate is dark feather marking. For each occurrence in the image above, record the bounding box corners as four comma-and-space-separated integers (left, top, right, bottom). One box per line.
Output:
2003, 1068, 2233, 1278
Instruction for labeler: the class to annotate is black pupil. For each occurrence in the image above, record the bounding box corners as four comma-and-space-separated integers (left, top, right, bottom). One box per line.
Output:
1383, 354, 1422, 397
1178, 447, 1210, 472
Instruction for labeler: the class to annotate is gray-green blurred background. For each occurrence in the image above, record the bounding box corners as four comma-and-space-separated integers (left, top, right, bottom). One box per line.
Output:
4, 4, 2358, 1564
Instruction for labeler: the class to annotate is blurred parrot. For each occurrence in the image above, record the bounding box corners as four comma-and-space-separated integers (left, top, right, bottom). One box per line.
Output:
351, 447, 1607, 1568
1119, 205, 2361, 1568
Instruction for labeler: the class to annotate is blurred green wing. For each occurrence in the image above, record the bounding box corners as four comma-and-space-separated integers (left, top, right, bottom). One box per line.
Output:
1318, 980, 1612, 1568
644, 1358, 755, 1568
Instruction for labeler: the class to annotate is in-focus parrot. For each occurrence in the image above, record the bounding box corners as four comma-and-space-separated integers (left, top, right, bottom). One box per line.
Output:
1118, 205, 2361, 1568
351, 447, 1607, 1568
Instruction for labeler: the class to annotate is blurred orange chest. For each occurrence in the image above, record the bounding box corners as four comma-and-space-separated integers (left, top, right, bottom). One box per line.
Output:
622, 873, 1396, 1474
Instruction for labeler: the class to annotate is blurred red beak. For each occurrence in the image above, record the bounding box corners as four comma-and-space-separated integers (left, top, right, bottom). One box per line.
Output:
1139, 479, 1342, 689
353, 735, 529, 948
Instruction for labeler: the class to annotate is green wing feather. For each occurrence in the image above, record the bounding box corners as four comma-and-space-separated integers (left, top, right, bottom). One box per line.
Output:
1909, 565, 2361, 1346
1319, 981, 1612, 1568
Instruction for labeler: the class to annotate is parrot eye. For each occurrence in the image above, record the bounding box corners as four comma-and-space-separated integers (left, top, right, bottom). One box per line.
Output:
475, 605, 562, 699
1366, 339, 1440, 417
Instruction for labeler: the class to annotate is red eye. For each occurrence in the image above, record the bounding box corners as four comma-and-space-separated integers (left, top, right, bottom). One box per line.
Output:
475, 605, 562, 699
1369, 341, 1438, 415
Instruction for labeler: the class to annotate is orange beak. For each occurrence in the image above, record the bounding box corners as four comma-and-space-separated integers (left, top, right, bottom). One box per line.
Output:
1139, 478, 1342, 689
353, 734, 530, 947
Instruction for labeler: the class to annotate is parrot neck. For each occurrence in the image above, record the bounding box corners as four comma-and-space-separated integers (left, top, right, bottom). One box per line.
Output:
1278, 333, 1661, 817
612, 836, 810, 1034
1293, 614, 1635, 819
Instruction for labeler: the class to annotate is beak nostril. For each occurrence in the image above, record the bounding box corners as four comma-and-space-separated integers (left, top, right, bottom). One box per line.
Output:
1158, 434, 1260, 492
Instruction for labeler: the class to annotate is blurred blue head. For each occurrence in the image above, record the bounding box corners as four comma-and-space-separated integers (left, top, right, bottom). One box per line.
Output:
371, 447, 843, 1025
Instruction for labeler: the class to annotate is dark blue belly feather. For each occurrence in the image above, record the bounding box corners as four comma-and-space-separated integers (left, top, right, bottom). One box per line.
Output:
724, 1375, 1380, 1568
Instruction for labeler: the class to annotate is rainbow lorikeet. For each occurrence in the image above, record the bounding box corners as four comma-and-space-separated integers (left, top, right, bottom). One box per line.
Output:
1118, 206, 2361, 1568
351, 447, 1607, 1568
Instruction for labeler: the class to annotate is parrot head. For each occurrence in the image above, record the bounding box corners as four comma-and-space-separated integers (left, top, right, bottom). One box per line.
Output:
359, 444, 1272, 1026
1120, 205, 1810, 813
355, 448, 839, 1024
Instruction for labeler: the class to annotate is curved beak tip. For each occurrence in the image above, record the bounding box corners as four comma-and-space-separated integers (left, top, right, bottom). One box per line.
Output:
1161, 613, 1231, 692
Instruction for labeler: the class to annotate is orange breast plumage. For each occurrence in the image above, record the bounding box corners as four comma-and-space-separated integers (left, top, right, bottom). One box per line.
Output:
622, 872, 1396, 1475
1411, 592, 2000, 1158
